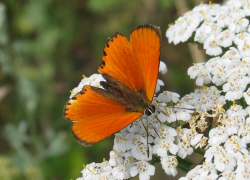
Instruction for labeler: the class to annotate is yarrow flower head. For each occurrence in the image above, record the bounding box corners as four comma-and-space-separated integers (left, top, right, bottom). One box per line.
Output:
166, 0, 250, 179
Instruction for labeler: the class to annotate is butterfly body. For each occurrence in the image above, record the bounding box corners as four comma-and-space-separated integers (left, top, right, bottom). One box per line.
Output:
63, 24, 161, 146
100, 73, 151, 113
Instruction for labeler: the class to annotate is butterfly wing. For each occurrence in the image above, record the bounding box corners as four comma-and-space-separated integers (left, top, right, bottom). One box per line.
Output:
130, 25, 161, 101
64, 85, 143, 146
63, 25, 161, 145
99, 24, 161, 101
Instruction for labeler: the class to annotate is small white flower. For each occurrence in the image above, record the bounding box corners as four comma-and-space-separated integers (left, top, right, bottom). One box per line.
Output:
81, 162, 101, 180
225, 0, 245, 9
234, 31, 250, 45
208, 125, 229, 145
166, 24, 175, 43
130, 161, 155, 180
188, 63, 205, 79
212, 68, 229, 86
113, 133, 129, 153
157, 107, 177, 123
243, 2, 250, 16
224, 135, 248, 159
217, 30, 235, 47
238, 123, 250, 144
153, 138, 178, 157
232, 114, 246, 126
177, 140, 194, 159
155, 79, 164, 93
112, 164, 131, 180
226, 103, 248, 117
222, 47, 241, 59
237, 153, 250, 167
100, 173, 115, 180
100, 160, 112, 173
195, 68, 212, 86
131, 143, 152, 161
214, 151, 236, 172
229, 17, 249, 33
218, 170, 236, 180
206, 57, 224, 72
225, 118, 239, 135
240, 57, 250, 75
109, 150, 124, 166
223, 80, 246, 101
184, 129, 203, 146
174, 102, 194, 121
125, 134, 146, 150
214, 10, 231, 28
157, 91, 180, 103
173, 26, 193, 44
197, 94, 214, 111
89, 73, 105, 87
205, 145, 226, 162
159, 61, 167, 74
181, 93, 198, 106
238, 41, 250, 58
194, 27, 210, 43
205, 22, 223, 36
199, 161, 217, 179
126, 119, 141, 133
228, 5, 246, 18
202, 173, 218, 180
235, 165, 250, 180
160, 156, 178, 176
157, 125, 177, 141
204, 35, 222, 56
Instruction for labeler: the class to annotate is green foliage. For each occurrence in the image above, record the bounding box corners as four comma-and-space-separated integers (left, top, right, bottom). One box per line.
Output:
176, 156, 196, 173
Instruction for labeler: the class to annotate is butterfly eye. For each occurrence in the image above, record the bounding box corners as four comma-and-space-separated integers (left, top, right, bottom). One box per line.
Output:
144, 104, 156, 116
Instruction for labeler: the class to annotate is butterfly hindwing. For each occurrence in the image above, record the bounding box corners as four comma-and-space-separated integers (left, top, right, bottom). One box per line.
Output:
64, 85, 143, 145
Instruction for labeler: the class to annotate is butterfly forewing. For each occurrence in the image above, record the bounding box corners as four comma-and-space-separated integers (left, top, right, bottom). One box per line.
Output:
99, 33, 145, 93
130, 25, 161, 101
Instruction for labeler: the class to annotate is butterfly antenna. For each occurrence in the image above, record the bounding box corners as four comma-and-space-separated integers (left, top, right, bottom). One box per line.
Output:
158, 108, 171, 117
168, 106, 195, 111
140, 118, 150, 158
157, 102, 195, 112
153, 113, 162, 124
148, 120, 160, 138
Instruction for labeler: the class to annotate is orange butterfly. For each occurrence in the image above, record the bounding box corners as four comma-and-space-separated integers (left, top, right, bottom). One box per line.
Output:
63, 24, 161, 146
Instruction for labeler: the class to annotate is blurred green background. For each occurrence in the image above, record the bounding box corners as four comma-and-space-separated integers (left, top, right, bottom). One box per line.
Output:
0, 0, 222, 179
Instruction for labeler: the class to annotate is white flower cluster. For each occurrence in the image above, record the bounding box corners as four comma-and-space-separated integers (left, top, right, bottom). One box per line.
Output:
187, 47, 250, 102
74, 87, 217, 180
180, 100, 250, 180
181, 86, 225, 111
166, 0, 250, 179
166, 0, 250, 56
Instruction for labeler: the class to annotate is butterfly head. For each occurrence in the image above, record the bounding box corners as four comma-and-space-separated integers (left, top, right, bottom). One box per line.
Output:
144, 104, 156, 116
